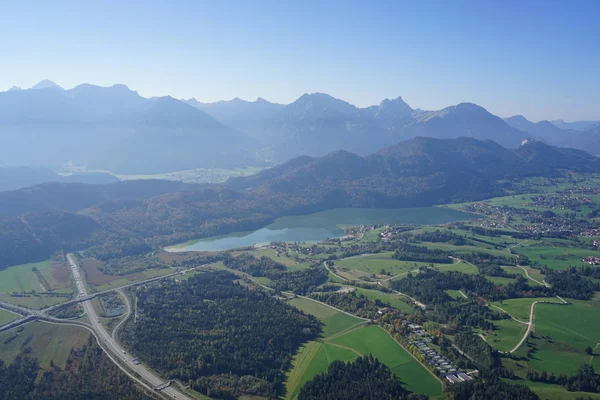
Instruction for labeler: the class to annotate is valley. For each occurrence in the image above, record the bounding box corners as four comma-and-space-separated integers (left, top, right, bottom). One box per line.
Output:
2, 170, 600, 399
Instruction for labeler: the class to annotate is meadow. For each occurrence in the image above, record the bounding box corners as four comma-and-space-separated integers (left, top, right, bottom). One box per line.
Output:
284, 298, 442, 400
0, 260, 74, 308
0, 260, 72, 294
479, 318, 527, 353
333, 252, 417, 280
490, 297, 562, 321
353, 287, 414, 313
81, 258, 173, 292
0, 309, 20, 325
515, 245, 597, 270
0, 321, 90, 370
520, 301, 600, 375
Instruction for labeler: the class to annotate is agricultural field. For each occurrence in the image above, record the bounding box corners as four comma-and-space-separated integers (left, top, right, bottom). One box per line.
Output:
479, 318, 527, 353
490, 297, 562, 321
0, 321, 89, 370
435, 261, 479, 274
0, 309, 20, 325
353, 287, 414, 313
333, 253, 417, 281
511, 301, 600, 375
515, 245, 597, 270
0, 259, 74, 308
284, 298, 442, 400
0, 259, 73, 294
81, 258, 173, 292
287, 297, 363, 337
502, 266, 545, 286
521, 380, 600, 400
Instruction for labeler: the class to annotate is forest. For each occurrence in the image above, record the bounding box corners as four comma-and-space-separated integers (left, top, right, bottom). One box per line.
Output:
308, 292, 381, 318
0, 338, 150, 400
527, 365, 600, 393
123, 271, 321, 399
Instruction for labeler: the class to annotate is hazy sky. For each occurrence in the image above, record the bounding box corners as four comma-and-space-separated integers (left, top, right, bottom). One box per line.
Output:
1, 0, 599, 121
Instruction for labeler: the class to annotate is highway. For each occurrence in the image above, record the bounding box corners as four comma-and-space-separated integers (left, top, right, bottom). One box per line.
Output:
65, 254, 193, 400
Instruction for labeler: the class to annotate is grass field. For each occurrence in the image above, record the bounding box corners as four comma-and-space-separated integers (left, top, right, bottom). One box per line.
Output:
285, 341, 358, 400
353, 287, 414, 313
81, 258, 173, 292
490, 297, 562, 321
514, 301, 600, 375
446, 289, 467, 300
479, 318, 527, 353
284, 299, 441, 399
0, 321, 90, 370
330, 325, 442, 396
0, 260, 73, 294
0, 309, 20, 325
435, 261, 479, 274
334, 253, 417, 280
502, 266, 544, 286
515, 245, 596, 270
487, 275, 519, 286
287, 297, 363, 337
509, 378, 600, 400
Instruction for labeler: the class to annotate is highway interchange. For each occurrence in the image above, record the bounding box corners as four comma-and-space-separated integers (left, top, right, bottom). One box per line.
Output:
0, 254, 197, 400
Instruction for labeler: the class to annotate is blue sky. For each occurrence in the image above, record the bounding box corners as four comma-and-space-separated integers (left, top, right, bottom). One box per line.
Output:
0, 0, 598, 121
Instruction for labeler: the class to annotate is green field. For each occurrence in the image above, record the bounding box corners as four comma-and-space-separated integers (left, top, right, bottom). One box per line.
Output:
284, 298, 441, 399
515, 301, 600, 375
502, 377, 600, 400
479, 318, 527, 353
89, 267, 173, 292
353, 287, 414, 313
446, 289, 467, 300
487, 275, 519, 286
287, 297, 363, 337
515, 245, 597, 270
334, 253, 417, 280
0, 321, 90, 369
0, 260, 73, 294
435, 261, 479, 274
330, 325, 442, 396
502, 266, 544, 286
490, 297, 562, 321
285, 341, 358, 400
0, 309, 20, 325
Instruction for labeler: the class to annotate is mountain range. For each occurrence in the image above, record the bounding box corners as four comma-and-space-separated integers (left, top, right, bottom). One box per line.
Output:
1, 136, 598, 268
2, 80, 600, 176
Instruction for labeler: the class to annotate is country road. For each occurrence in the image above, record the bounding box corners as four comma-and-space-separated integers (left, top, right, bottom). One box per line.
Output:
323, 261, 425, 308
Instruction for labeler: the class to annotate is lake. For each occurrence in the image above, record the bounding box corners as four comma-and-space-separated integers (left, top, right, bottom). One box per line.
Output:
167, 207, 477, 252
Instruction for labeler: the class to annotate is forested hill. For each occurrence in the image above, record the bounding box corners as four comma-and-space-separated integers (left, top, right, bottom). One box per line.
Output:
228, 137, 600, 192
1, 137, 599, 268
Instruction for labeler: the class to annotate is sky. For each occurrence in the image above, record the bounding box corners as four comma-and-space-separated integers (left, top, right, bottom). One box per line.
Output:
0, 0, 599, 122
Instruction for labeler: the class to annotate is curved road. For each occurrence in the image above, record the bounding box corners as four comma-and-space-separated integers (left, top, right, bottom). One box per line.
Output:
66, 254, 193, 400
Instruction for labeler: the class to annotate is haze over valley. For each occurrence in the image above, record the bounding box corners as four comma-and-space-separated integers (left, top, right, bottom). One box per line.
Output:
2, 2, 600, 400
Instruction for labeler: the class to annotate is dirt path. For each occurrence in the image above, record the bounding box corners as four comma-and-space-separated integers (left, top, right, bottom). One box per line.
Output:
324, 342, 364, 357
508, 296, 569, 353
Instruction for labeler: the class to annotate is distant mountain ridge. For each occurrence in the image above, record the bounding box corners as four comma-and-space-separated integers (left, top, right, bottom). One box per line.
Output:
2, 80, 600, 175
0, 82, 264, 173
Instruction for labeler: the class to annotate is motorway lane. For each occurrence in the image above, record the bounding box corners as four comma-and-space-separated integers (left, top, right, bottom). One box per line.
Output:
66, 254, 193, 400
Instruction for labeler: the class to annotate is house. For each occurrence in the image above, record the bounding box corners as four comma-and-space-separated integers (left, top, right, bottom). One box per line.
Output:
446, 375, 461, 384
457, 372, 472, 381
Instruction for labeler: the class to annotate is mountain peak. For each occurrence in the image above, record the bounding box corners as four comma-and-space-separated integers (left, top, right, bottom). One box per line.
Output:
31, 79, 63, 90
374, 96, 413, 124
8, 86, 22, 92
